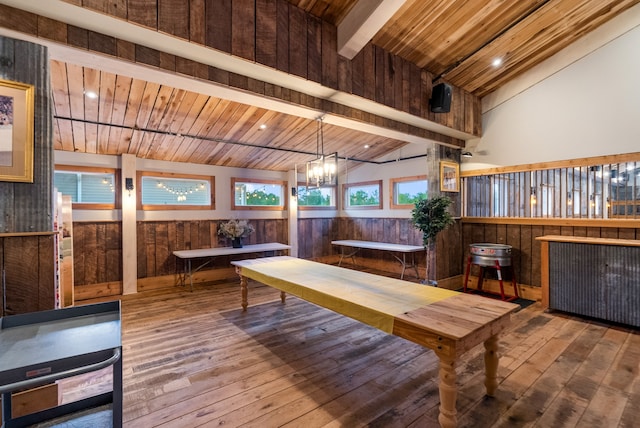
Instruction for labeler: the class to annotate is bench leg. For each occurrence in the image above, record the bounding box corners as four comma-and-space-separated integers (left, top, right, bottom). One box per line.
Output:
436, 355, 458, 428
484, 335, 500, 396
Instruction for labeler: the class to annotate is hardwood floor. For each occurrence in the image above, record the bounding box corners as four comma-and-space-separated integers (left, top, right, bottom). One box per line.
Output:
59, 278, 640, 427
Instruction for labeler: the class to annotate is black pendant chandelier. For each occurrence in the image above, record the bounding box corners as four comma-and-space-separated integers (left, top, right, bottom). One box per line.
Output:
306, 117, 337, 187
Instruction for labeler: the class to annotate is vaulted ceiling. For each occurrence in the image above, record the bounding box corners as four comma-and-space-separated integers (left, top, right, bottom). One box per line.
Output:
38, 0, 640, 171
291, 0, 639, 97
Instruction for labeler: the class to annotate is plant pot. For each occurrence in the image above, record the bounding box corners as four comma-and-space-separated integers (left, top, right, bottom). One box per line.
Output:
231, 237, 243, 248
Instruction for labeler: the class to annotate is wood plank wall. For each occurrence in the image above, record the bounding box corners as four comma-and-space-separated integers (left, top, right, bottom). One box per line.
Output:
0, 3, 479, 146
298, 217, 463, 281
71, 218, 287, 287
0, 37, 55, 315
73, 222, 122, 287
461, 221, 640, 289
137, 218, 288, 278
0, 235, 55, 316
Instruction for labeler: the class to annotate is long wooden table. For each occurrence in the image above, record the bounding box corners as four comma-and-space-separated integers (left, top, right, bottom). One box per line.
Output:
231, 256, 519, 428
331, 239, 424, 279
173, 242, 290, 291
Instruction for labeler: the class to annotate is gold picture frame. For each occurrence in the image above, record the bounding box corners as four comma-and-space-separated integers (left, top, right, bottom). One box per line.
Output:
0, 78, 34, 182
439, 160, 460, 192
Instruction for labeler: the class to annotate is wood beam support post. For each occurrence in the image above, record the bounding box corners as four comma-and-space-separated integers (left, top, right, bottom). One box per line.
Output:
121, 153, 137, 295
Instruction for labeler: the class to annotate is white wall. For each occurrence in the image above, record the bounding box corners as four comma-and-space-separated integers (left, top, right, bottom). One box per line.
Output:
463, 4, 640, 171
55, 151, 289, 222
335, 153, 434, 219
55, 149, 441, 222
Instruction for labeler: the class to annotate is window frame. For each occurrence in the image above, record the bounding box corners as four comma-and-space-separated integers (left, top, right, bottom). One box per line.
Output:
343, 180, 383, 210
54, 165, 119, 210
231, 177, 287, 211
389, 175, 427, 209
296, 183, 337, 210
138, 171, 215, 211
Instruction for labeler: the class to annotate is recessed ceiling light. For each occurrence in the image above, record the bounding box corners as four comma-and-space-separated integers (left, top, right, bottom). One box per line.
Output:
84, 90, 98, 99
259, 124, 267, 130
492, 58, 503, 67
363, 144, 370, 149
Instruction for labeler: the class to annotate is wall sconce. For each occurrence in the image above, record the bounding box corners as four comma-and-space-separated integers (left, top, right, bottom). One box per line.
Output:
567, 191, 572, 206
125, 177, 134, 196
291, 187, 297, 198
530, 188, 537, 205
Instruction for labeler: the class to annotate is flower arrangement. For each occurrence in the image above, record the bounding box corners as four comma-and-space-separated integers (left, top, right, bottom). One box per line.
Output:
218, 219, 255, 239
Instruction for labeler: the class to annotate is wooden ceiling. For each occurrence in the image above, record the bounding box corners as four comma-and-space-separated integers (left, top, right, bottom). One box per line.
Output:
291, 0, 640, 97
49, 0, 638, 172
51, 60, 409, 171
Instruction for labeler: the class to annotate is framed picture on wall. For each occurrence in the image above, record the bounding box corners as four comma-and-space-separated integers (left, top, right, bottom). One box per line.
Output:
0, 78, 34, 182
439, 161, 460, 192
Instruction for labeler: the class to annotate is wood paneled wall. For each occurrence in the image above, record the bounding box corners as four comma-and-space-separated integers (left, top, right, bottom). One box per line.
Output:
69, 217, 640, 297
0, 234, 55, 316
73, 222, 122, 286
461, 221, 640, 288
71, 219, 288, 289
298, 217, 463, 281
137, 219, 288, 278
0, 2, 479, 145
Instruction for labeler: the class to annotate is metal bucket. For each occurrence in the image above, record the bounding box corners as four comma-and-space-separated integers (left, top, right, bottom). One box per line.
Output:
469, 243, 512, 267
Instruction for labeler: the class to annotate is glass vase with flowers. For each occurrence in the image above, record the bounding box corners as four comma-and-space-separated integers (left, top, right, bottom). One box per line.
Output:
218, 219, 255, 248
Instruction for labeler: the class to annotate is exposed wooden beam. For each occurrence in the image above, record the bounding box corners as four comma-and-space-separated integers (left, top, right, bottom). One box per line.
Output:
337, 0, 408, 59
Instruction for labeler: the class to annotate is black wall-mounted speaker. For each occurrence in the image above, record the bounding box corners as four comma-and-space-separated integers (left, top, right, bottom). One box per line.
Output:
430, 82, 452, 113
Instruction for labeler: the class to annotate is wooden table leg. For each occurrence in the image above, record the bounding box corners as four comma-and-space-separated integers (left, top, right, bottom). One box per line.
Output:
280, 291, 286, 304
436, 354, 458, 428
235, 267, 248, 311
484, 335, 499, 396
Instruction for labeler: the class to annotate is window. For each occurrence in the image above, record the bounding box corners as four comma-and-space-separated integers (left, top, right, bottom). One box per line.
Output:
343, 180, 383, 209
297, 184, 337, 209
390, 175, 427, 209
140, 172, 214, 210
54, 166, 117, 209
232, 178, 286, 210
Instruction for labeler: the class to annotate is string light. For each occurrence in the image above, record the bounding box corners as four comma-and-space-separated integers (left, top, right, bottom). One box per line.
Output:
103, 176, 115, 193
156, 181, 206, 202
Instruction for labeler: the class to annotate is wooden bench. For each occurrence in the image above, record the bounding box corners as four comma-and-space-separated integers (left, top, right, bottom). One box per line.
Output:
331, 239, 424, 280
173, 243, 290, 291
231, 256, 519, 428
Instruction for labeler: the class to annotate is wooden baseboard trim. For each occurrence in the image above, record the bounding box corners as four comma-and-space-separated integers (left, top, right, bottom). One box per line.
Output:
75, 268, 239, 301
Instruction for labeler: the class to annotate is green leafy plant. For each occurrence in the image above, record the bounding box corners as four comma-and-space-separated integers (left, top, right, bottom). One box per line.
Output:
410, 195, 454, 284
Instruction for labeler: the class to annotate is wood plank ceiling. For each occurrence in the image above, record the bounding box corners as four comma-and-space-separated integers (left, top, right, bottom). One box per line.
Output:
51, 60, 405, 172
50, 0, 639, 172
293, 0, 640, 97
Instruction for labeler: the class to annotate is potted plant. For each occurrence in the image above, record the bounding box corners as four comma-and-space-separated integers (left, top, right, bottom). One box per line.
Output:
218, 219, 255, 248
410, 195, 454, 285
